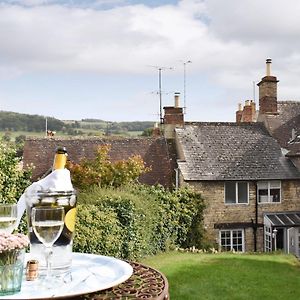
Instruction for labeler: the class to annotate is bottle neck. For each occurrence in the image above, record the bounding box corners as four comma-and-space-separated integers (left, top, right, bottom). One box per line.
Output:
52, 153, 67, 170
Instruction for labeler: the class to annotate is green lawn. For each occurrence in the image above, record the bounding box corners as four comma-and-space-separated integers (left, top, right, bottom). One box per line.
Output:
142, 251, 300, 300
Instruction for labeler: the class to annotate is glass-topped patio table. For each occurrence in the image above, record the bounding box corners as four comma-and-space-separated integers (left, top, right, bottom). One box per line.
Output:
74, 260, 169, 300
0, 253, 169, 300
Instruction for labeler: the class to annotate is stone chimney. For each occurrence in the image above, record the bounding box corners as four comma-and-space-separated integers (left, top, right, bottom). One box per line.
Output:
257, 58, 279, 114
163, 92, 184, 139
236, 101, 257, 123
236, 103, 243, 123
152, 122, 161, 137
243, 100, 256, 122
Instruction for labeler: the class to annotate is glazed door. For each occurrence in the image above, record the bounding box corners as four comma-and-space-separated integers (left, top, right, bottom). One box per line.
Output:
287, 227, 296, 255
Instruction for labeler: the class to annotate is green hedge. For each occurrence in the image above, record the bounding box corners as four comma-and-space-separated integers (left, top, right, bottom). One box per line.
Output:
73, 184, 205, 260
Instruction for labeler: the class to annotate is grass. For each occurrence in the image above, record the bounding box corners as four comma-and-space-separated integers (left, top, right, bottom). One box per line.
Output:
142, 251, 300, 300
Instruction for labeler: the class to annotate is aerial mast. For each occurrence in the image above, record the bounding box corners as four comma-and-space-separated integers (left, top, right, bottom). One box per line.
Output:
150, 65, 173, 124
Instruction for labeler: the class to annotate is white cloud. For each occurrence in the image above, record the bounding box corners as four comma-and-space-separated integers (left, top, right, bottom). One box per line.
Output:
0, 1, 241, 76
1, 0, 56, 6
1, 0, 300, 99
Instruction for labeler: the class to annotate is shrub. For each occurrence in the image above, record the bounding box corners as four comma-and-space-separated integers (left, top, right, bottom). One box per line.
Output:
74, 204, 123, 257
67, 145, 150, 189
0, 142, 32, 234
0, 142, 32, 204
74, 184, 205, 260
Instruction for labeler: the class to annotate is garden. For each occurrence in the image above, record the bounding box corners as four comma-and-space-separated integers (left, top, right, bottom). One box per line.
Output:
142, 251, 300, 300
1, 141, 300, 299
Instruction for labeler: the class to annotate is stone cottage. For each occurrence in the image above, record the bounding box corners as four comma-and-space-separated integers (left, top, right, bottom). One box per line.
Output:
171, 59, 300, 254
174, 122, 300, 253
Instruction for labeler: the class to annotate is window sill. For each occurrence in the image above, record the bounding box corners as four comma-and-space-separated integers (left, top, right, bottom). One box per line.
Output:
224, 203, 249, 205
258, 202, 281, 204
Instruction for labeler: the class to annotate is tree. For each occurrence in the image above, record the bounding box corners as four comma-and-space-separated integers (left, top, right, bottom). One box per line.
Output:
67, 145, 151, 189
2, 132, 12, 142
15, 135, 26, 146
0, 142, 32, 204
141, 128, 153, 136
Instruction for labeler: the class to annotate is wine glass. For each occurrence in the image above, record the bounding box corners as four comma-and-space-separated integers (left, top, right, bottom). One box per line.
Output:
31, 206, 65, 287
0, 204, 17, 233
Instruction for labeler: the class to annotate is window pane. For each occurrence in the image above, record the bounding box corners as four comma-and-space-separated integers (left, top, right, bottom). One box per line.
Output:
236, 245, 243, 251
238, 182, 248, 203
223, 245, 231, 251
270, 188, 280, 202
258, 189, 268, 202
270, 181, 280, 188
225, 182, 236, 203
257, 182, 268, 189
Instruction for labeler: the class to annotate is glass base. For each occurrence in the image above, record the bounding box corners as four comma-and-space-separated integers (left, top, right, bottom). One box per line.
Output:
29, 243, 72, 276
0, 253, 25, 295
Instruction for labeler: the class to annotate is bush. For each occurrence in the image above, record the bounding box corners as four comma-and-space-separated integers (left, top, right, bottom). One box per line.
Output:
0, 142, 32, 204
73, 184, 205, 260
74, 204, 123, 257
68, 145, 150, 189
0, 142, 32, 234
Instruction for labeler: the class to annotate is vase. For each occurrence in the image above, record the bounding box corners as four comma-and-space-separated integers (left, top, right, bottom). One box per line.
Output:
0, 249, 25, 295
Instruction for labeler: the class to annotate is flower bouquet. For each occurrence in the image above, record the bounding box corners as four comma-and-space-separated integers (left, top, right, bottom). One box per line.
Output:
0, 233, 29, 295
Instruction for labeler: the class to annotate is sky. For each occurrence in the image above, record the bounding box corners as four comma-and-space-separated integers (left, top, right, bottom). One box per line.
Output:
1, 0, 300, 122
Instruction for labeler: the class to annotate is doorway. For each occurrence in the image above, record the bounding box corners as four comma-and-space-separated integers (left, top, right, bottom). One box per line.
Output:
275, 228, 284, 250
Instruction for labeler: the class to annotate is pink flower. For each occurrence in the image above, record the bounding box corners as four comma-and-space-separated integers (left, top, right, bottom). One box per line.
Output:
0, 233, 29, 253
0, 233, 29, 265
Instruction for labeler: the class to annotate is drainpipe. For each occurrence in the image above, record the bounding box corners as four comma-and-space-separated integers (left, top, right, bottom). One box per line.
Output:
175, 168, 179, 190
254, 181, 258, 252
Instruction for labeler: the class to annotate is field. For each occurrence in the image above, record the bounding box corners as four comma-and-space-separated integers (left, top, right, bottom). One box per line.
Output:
0, 129, 143, 141
142, 251, 300, 300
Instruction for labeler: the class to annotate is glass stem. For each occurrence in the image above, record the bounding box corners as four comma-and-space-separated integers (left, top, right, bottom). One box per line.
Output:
45, 246, 53, 281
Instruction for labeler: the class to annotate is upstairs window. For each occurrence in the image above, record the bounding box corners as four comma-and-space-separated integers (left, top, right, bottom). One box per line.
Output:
225, 182, 249, 204
257, 181, 281, 203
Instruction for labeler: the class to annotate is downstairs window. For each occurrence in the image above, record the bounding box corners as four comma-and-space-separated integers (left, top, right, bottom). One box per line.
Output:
219, 229, 245, 252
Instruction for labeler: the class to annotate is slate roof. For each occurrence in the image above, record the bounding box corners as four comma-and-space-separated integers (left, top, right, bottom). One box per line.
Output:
23, 137, 176, 187
262, 101, 300, 153
176, 122, 300, 181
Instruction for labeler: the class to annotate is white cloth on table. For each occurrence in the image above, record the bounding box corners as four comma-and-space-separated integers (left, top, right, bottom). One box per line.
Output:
16, 169, 74, 228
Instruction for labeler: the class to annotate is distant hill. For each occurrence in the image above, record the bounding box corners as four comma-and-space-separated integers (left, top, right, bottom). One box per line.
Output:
0, 111, 64, 132
0, 111, 155, 135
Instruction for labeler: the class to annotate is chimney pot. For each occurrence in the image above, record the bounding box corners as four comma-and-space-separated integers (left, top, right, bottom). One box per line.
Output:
266, 58, 272, 76
174, 92, 180, 108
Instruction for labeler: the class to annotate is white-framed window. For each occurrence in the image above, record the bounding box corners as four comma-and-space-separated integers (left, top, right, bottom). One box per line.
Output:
219, 229, 245, 252
224, 182, 249, 204
264, 226, 272, 252
257, 181, 281, 203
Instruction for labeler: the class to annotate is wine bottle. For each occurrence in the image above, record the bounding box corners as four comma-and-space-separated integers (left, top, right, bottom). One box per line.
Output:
52, 146, 68, 171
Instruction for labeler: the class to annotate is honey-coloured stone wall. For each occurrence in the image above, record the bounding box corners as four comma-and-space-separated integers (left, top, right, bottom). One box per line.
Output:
181, 179, 300, 252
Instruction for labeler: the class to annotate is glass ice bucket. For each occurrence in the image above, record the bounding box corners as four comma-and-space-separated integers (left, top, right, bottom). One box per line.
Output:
26, 190, 77, 275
